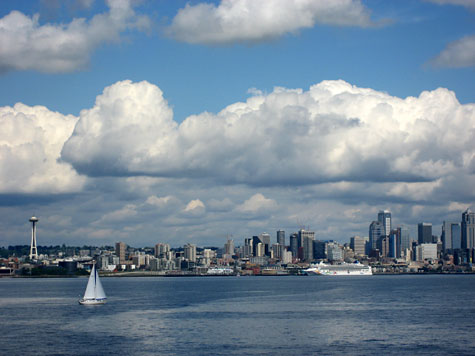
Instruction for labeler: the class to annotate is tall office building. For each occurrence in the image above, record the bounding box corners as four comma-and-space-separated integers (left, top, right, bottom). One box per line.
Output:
369, 221, 384, 252
289, 233, 298, 258
378, 210, 392, 237
115, 242, 127, 263
442, 221, 461, 251
313, 240, 327, 259
252, 236, 262, 257
461, 209, 475, 249
259, 233, 271, 256
224, 238, 235, 255
398, 226, 410, 257
277, 230, 285, 247
298, 229, 315, 261
418, 223, 433, 244
388, 230, 398, 258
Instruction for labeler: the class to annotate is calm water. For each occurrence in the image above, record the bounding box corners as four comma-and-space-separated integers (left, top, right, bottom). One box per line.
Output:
1, 275, 475, 356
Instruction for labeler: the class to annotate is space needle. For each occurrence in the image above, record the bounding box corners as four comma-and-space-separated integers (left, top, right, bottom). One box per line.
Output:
29, 216, 39, 260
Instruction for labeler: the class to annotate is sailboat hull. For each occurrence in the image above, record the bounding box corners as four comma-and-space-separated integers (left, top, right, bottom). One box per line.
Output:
79, 298, 107, 305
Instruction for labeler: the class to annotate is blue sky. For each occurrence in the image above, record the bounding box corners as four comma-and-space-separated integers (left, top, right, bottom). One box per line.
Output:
0, 0, 474, 248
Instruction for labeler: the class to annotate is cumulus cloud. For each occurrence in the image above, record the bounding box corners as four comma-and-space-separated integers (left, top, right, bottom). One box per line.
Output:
166, 0, 376, 45
0, 0, 150, 73
236, 193, 277, 214
430, 35, 475, 68
61, 79, 475, 203
183, 199, 206, 217
0, 103, 86, 194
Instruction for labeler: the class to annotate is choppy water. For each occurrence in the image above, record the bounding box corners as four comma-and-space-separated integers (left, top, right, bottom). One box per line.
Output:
1, 275, 475, 355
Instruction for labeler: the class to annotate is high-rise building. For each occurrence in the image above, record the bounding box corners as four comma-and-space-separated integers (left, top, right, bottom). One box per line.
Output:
418, 223, 432, 244
378, 210, 392, 237
277, 230, 285, 247
289, 233, 298, 258
398, 226, 410, 256
313, 240, 326, 259
259, 233, 271, 256
184, 243, 196, 262
442, 221, 461, 251
350, 236, 366, 256
369, 221, 384, 252
461, 209, 475, 249
252, 236, 262, 257
255, 242, 264, 257
388, 231, 398, 258
298, 229, 315, 261
224, 238, 235, 255
115, 242, 127, 263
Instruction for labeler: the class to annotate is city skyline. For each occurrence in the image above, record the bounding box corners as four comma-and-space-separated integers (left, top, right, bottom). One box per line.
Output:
0, 0, 474, 247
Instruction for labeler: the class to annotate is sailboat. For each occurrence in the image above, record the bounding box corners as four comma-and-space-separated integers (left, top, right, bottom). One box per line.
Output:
79, 262, 107, 305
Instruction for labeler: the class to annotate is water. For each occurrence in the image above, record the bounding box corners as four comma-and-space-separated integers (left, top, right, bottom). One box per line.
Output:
1, 275, 475, 355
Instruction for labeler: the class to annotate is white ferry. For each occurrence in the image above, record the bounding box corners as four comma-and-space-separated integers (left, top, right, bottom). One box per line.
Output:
206, 267, 234, 275
304, 261, 372, 276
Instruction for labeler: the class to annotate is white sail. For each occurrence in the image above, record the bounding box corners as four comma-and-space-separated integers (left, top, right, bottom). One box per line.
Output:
94, 267, 106, 300
83, 264, 97, 300
81, 263, 107, 302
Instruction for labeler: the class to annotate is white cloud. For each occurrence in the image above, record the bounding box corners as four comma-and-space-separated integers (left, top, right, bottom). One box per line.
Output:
0, 103, 86, 194
430, 35, 475, 68
0, 0, 150, 73
236, 193, 277, 214
61, 79, 475, 206
166, 0, 376, 45
183, 199, 206, 217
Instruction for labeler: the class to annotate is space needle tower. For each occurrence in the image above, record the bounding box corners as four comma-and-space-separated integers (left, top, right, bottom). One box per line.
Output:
29, 216, 39, 260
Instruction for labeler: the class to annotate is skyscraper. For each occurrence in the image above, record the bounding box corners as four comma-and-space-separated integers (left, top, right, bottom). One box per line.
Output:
418, 223, 432, 244
224, 238, 235, 255
378, 210, 392, 237
442, 221, 461, 251
298, 229, 315, 261
259, 233, 271, 256
461, 209, 475, 249
398, 226, 410, 257
289, 233, 298, 258
369, 221, 384, 252
276, 230, 285, 247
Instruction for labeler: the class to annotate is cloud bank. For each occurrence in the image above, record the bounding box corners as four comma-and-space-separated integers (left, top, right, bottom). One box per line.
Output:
166, 0, 375, 45
61, 80, 475, 196
0, 0, 149, 73
2, 79, 474, 245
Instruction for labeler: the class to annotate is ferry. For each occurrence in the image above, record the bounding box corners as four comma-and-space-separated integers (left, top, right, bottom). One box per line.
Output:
304, 261, 372, 276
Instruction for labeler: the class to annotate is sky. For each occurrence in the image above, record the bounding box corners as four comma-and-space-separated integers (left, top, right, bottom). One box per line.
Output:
0, 0, 474, 248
